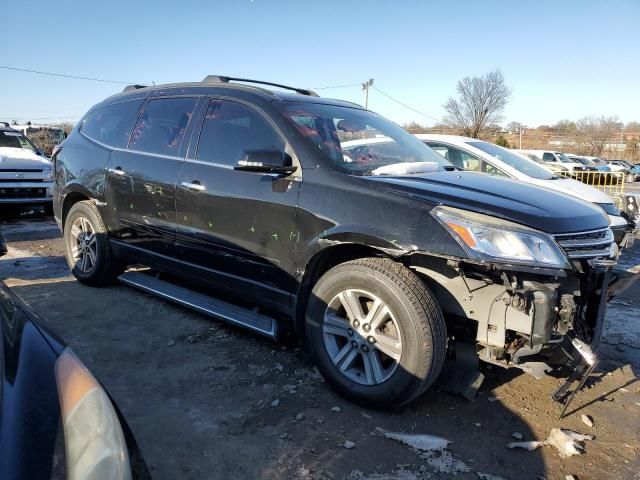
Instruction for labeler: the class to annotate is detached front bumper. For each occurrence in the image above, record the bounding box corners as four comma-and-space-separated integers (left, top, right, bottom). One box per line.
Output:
0, 181, 53, 204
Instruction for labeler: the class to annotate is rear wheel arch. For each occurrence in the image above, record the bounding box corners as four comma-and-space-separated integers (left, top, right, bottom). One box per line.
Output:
61, 190, 91, 228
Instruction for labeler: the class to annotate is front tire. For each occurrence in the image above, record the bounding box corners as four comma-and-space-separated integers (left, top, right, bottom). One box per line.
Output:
306, 257, 447, 408
63, 201, 122, 286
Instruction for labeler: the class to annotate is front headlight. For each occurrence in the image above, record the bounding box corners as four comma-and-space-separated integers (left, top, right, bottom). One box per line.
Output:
55, 349, 132, 480
432, 206, 569, 268
42, 165, 54, 180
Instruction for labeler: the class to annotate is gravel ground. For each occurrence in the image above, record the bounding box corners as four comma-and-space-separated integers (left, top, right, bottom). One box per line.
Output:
1, 207, 639, 480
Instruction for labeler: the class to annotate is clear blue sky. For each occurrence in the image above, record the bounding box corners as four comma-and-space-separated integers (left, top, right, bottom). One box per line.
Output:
1, 0, 638, 127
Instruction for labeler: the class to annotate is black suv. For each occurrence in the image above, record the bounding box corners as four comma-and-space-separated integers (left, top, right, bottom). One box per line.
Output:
53, 76, 623, 407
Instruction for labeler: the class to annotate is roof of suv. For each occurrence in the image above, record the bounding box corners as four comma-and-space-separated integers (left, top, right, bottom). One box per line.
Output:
0, 124, 20, 134
103, 76, 364, 110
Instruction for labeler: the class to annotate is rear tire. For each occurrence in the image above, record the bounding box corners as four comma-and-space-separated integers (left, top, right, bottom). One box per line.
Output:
63, 201, 123, 286
306, 257, 447, 408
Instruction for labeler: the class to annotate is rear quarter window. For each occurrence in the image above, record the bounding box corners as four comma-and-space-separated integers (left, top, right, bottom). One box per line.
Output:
80, 99, 144, 148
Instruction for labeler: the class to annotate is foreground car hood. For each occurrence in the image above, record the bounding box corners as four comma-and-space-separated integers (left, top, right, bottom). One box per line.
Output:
530, 177, 614, 204
365, 171, 609, 234
0, 147, 50, 168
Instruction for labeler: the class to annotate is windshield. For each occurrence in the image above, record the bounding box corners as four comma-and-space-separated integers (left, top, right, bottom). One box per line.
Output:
0, 130, 36, 151
575, 157, 596, 167
281, 103, 451, 176
26, 127, 65, 143
556, 152, 573, 163
466, 141, 553, 180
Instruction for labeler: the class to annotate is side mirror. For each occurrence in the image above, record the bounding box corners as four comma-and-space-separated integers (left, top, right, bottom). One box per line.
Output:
234, 149, 297, 176
36, 149, 45, 157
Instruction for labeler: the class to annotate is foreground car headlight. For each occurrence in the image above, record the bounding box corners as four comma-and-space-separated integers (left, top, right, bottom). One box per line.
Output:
55, 349, 131, 480
432, 206, 569, 268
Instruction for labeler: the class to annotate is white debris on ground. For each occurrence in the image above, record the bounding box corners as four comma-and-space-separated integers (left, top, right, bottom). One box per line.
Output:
507, 428, 594, 458
581, 414, 594, 427
347, 467, 428, 480
477, 473, 507, 480
383, 432, 470, 474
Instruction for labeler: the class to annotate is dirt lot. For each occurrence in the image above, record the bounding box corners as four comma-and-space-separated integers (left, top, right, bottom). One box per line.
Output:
1, 208, 639, 480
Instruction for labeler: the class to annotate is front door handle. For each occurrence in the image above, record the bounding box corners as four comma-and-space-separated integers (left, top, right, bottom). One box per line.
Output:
181, 181, 206, 192
108, 167, 126, 176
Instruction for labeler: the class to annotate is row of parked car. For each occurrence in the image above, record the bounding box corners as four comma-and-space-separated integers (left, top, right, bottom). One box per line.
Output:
514, 149, 638, 176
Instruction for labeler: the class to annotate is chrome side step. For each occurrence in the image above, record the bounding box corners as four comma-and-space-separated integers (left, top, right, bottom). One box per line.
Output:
118, 271, 277, 339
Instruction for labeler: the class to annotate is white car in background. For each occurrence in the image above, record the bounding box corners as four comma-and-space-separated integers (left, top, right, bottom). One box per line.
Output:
515, 149, 587, 173
516, 151, 569, 175
0, 124, 54, 214
414, 134, 632, 243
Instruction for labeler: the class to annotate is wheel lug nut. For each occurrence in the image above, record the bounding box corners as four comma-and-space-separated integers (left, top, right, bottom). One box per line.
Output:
361, 345, 369, 352
368, 336, 375, 344
347, 328, 354, 336
353, 320, 360, 328
363, 324, 371, 332
351, 340, 358, 348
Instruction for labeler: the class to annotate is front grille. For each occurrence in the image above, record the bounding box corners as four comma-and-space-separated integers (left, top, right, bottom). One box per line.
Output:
0, 178, 45, 183
0, 169, 43, 173
0, 187, 47, 199
554, 228, 614, 259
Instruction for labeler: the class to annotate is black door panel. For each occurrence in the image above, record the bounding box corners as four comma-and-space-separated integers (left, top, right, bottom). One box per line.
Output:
105, 96, 200, 256
176, 98, 300, 310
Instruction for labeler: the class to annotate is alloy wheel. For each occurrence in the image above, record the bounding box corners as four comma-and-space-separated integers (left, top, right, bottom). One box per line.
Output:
69, 216, 97, 273
322, 289, 403, 385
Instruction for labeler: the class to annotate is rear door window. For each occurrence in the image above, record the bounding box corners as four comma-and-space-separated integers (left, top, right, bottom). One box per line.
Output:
80, 99, 144, 148
129, 97, 198, 156
195, 99, 284, 166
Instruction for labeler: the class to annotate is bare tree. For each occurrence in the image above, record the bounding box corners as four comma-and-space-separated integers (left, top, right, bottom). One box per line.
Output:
506, 121, 524, 134
573, 116, 620, 156
443, 69, 511, 138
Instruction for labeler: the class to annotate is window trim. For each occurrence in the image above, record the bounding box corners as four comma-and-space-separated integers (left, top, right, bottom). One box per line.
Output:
188, 95, 301, 176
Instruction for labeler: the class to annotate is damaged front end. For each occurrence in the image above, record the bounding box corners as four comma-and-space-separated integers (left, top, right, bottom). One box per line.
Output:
407, 208, 639, 407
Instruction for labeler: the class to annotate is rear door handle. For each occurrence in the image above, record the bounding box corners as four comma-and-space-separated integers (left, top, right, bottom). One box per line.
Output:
181, 181, 206, 192
108, 167, 126, 176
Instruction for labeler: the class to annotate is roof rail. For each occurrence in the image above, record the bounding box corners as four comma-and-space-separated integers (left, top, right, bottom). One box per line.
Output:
201, 75, 319, 97
0, 122, 10, 128
122, 84, 148, 93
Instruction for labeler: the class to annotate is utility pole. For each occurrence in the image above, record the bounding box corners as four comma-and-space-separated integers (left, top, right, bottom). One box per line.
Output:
362, 79, 374, 109
519, 127, 523, 149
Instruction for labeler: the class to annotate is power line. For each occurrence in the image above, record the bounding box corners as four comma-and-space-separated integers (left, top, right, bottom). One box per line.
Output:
312, 82, 362, 90
371, 85, 440, 122
0, 65, 137, 85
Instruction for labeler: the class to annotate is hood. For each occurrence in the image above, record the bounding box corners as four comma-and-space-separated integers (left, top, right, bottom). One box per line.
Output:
364, 171, 609, 234
0, 147, 51, 169
530, 177, 614, 204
